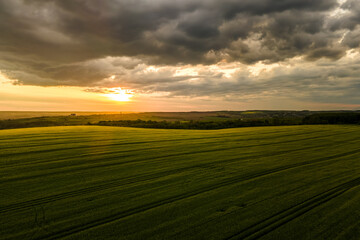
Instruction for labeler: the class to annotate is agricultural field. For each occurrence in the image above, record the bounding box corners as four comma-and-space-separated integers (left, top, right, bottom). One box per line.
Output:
0, 110, 316, 122
1, 125, 360, 239
0, 112, 116, 120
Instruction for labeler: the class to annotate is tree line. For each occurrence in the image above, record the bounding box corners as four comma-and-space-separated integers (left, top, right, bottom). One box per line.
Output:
0, 112, 359, 130
97, 118, 301, 129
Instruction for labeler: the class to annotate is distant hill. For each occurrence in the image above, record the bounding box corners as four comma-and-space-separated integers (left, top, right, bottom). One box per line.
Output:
0, 111, 359, 130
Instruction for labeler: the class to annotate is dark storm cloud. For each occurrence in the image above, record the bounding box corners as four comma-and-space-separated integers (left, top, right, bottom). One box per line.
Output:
0, 0, 359, 90
329, 0, 360, 31
305, 47, 346, 61
141, 59, 360, 107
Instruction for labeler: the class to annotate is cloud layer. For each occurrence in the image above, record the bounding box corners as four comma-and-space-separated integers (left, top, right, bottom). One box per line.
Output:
0, 0, 359, 107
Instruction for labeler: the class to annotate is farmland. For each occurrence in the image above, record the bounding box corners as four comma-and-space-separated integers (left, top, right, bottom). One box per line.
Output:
0, 110, 309, 130
0, 110, 314, 121
1, 125, 360, 239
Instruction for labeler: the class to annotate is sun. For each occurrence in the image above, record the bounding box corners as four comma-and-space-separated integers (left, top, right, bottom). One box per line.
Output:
105, 88, 133, 102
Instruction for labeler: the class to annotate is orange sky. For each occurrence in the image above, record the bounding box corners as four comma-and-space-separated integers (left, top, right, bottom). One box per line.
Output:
1, 71, 359, 112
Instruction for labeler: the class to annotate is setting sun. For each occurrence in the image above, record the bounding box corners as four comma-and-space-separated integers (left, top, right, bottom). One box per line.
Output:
105, 88, 133, 102
2, 1, 360, 239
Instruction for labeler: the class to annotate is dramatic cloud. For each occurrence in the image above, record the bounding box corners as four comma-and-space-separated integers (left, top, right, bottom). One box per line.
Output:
0, 0, 359, 108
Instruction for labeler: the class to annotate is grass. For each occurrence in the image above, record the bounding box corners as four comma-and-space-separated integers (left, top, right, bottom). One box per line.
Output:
1, 125, 360, 239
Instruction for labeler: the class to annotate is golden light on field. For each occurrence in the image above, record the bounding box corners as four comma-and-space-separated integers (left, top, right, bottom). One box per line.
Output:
105, 88, 133, 102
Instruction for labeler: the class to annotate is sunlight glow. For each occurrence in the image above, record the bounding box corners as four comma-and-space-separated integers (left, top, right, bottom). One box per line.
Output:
105, 88, 133, 102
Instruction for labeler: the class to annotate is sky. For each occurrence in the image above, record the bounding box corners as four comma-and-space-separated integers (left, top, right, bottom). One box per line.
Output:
0, 0, 360, 111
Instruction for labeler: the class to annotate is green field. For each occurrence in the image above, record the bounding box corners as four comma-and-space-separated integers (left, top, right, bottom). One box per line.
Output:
1, 125, 360, 239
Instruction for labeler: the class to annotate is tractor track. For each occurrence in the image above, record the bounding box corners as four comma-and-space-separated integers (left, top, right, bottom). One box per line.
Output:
1, 132, 358, 183
1, 129, 328, 166
1, 131, 357, 184
35, 151, 360, 240
2, 129, 347, 170
0, 127, 302, 149
1, 145, 360, 222
225, 176, 360, 240
0, 127, 297, 145
0, 125, 325, 142
0, 129, 329, 158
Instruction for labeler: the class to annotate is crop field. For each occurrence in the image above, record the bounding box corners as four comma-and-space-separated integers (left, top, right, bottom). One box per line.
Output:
1, 125, 360, 240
